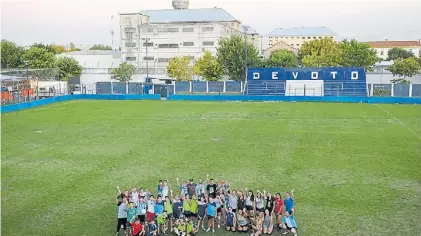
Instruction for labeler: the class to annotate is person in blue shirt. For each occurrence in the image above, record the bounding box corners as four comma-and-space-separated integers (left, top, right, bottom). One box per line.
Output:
206, 196, 217, 233
284, 191, 295, 215
155, 196, 164, 215
280, 211, 297, 236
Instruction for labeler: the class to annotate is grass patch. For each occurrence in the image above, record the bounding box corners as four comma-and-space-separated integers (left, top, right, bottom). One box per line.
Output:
1, 100, 421, 235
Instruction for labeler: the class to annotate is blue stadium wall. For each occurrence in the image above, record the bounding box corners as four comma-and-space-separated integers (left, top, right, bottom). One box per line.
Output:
247, 67, 367, 97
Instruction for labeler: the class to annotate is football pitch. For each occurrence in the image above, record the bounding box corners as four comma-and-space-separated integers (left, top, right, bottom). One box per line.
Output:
1, 100, 421, 236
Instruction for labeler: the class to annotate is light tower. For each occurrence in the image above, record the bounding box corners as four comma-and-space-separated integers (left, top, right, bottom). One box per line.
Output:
172, 0, 189, 9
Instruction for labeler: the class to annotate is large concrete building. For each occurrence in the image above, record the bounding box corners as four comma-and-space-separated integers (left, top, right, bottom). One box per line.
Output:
366, 40, 421, 60
119, 0, 242, 77
262, 26, 337, 57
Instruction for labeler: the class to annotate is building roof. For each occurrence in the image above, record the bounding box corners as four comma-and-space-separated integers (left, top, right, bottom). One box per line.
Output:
366, 41, 421, 48
268, 26, 336, 37
139, 8, 239, 23
60, 50, 121, 57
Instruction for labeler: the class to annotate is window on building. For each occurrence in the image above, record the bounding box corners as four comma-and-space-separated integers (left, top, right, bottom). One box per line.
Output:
169, 44, 179, 48
143, 42, 153, 47
380, 51, 384, 55
182, 27, 194, 32
126, 57, 137, 61
296, 44, 300, 46
158, 44, 169, 48
157, 28, 166, 32
142, 28, 153, 33
302, 37, 305, 39
167, 28, 179, 32
143, 56, 154, 60
307, 37, 311, 39
285, 37, 289, 39
330, 36, 334, 39
202, 41, 214, 46
188, 56, 195, 61
158, 58, 170, 63
124, 27, 136, 32
183, 42, 194, 46
125, 32, 134, 39
202, 27, 214, 32
313, 37, 317, 39
319, 37, 322, 39
125, 42, 136, 47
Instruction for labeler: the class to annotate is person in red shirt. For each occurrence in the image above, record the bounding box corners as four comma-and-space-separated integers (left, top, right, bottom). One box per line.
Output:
274, 193, 284, 230
131, 218, 145, 236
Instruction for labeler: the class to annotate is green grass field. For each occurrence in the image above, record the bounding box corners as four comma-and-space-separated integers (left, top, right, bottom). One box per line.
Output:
2, 100, 421, 236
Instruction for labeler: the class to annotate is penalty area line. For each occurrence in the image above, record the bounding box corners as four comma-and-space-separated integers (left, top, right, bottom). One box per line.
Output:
374, 104, 421, 141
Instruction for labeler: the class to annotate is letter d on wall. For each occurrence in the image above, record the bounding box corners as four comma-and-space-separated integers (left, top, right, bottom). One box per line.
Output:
311, 72, 318, 80
253, 72, 260, 80
351, 71, 358, 80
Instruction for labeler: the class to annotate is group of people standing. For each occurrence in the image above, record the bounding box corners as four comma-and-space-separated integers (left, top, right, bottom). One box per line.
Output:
115, 175, 298, 236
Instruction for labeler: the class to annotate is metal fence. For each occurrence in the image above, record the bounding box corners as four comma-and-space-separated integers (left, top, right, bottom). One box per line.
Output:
2, 82, 421, 106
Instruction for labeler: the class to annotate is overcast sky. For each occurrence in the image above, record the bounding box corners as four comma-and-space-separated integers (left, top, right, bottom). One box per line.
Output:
1, 0, 420, 47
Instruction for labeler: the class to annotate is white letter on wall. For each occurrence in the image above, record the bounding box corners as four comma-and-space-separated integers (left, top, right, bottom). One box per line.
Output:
253, 72, 260, 80
292, 72, 299, 79
351, 71, 358, 80
311, 72, 318, 80
272, 72, 278, 79
330, 71, 337, 79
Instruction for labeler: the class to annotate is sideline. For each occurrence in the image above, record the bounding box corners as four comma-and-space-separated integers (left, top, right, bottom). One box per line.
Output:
374, 104, 421, 141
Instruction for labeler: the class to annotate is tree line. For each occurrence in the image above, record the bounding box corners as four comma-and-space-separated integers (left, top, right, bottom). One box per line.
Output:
160, 36, 420, 83
0, 40, 84, 81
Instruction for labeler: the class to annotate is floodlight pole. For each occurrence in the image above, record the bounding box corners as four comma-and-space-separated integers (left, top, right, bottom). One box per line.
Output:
144, 37, 150, 80
242, 25, 250, 83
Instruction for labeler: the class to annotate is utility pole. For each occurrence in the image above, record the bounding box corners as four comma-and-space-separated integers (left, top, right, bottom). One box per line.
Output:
241, 25, 250, 82
144, 37, 150, 80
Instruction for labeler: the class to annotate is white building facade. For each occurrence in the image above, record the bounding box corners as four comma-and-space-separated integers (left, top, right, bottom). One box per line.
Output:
119, 6, 241, 78
261, 26, 337, 57
367, 40, 421, 60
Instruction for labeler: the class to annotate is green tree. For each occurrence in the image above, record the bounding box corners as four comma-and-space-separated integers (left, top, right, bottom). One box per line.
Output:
31, 43, 56, 54
387, 48, 414, 61
387, 57, 421, 81
266, 49, 298, 68
0, 40, 25, 68
167, 56, 195, 81
194, 51, 223, 81
216, 35, 261, 81
299, 38, 342, 67
23, 47, 57, 80
111, 62, 135, 82
340, 39, 378, 70
90, 44, 112, 50
56, 57, 82, 81
23, 47, 56, 69
51, 45, 67, 54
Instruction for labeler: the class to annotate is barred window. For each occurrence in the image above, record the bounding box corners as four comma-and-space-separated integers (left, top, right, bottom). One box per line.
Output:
183, 42, 194, 46
142, 28, 153, 33
143, 42, 153, 47
143, 57, 154, 61
167, 28, 179, 32
158, 44, 169, 48
169, 44, 179, 48
182, 27, 194, 32
158, 58, 170, 63
202, 41, 214, 46
202, 27, 214, 32
126, 57, 136, 61
125, 42, 136, 47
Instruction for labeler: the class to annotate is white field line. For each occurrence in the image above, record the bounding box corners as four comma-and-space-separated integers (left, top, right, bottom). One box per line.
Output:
374, 104, 421, 141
